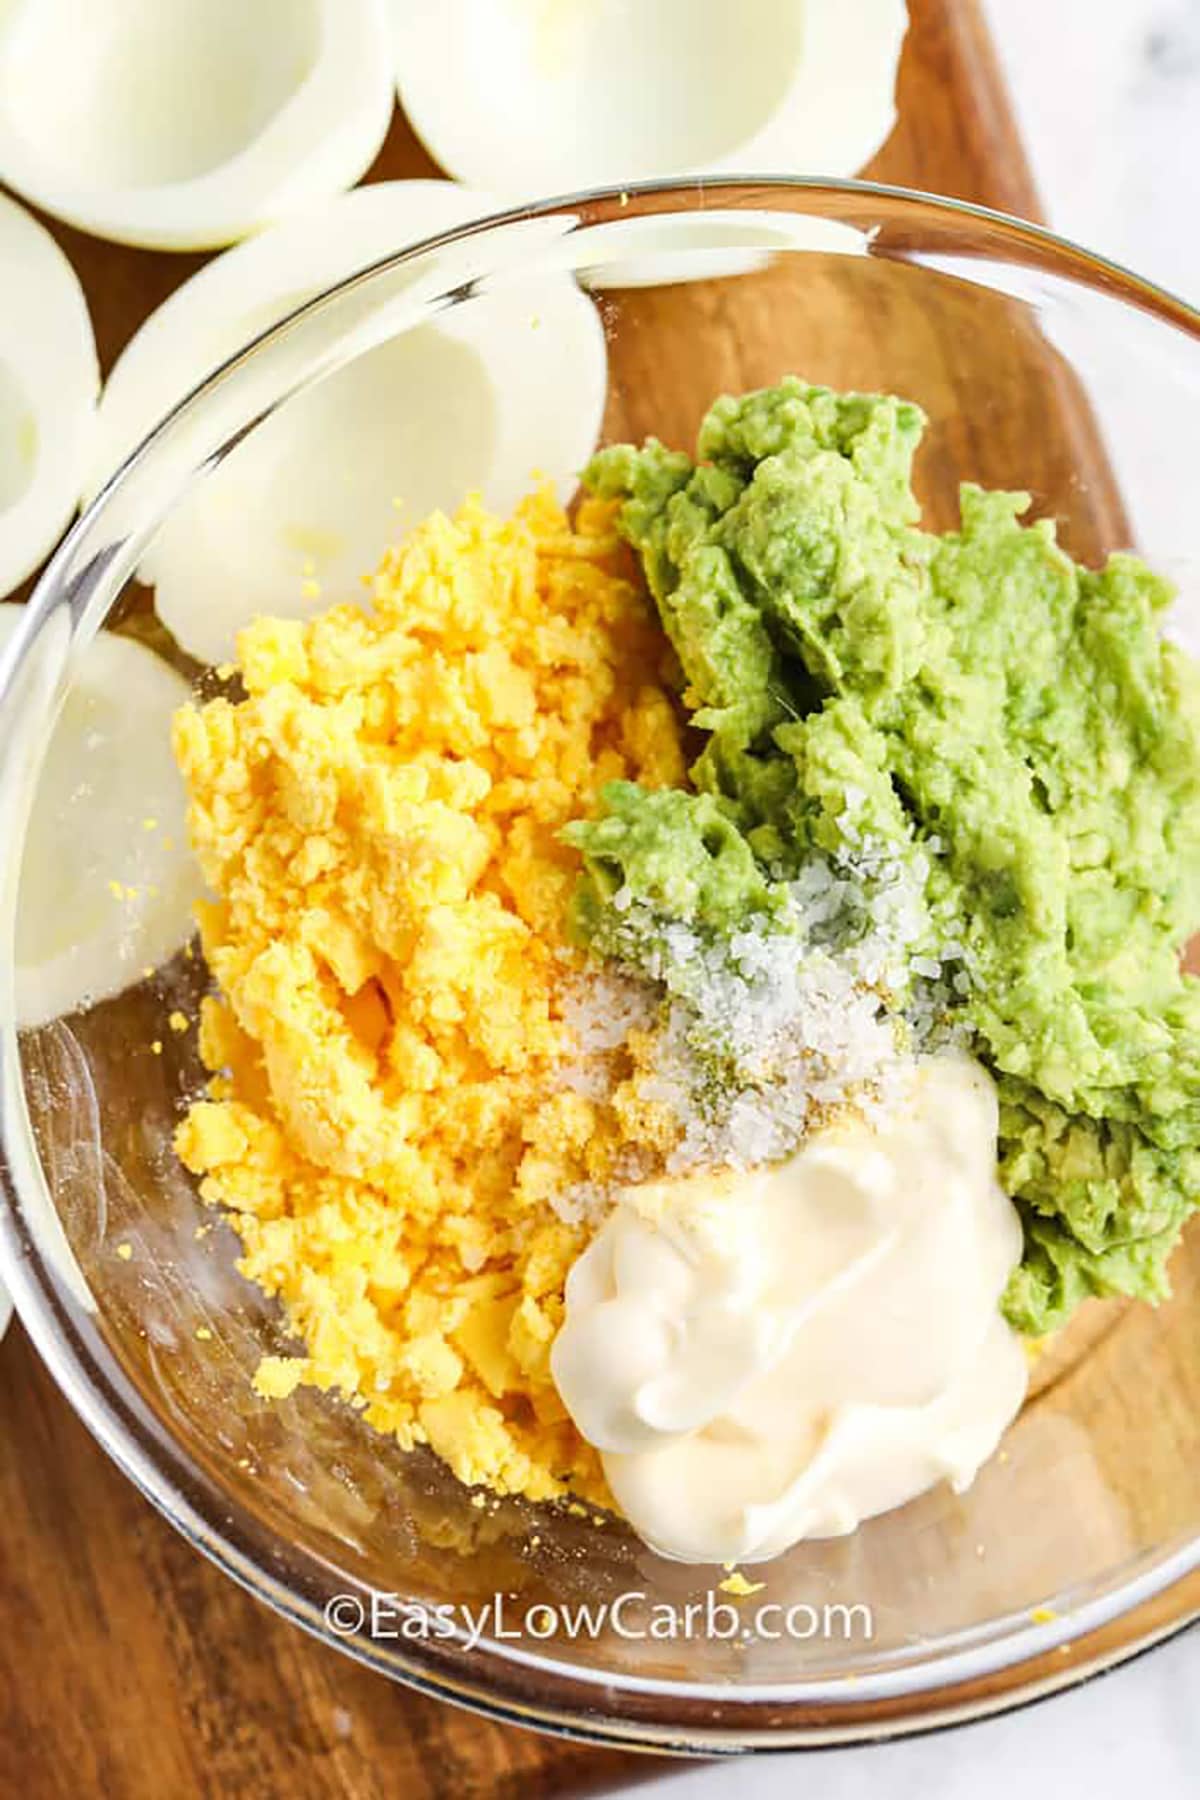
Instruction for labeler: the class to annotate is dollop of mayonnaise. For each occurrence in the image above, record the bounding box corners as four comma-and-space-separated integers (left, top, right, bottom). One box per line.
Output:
550, 1051, 1029, 1564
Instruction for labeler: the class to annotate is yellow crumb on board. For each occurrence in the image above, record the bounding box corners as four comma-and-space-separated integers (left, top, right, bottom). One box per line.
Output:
150, 1040, 163, 1056
1030, 1606, 1058, 1624
115, 1242, 133, 1262
718, 1570, 766, 1598
173, 489, 687, 1508
168, 1011, 190, 1033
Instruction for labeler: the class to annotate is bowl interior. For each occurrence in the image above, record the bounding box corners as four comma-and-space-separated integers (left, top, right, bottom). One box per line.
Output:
2, 183, 1199, 1742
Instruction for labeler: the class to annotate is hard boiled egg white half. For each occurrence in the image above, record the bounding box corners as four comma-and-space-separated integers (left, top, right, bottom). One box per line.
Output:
392, 0, 908, 193
0, 0, 395, 250
88, 181, 608, 668
0, 193, 97, 600
0, 605, 202, 1031
571, 206, 869, 290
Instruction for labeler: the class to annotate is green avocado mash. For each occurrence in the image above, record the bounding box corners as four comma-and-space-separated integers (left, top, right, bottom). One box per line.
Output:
568, 377, 1200, 1335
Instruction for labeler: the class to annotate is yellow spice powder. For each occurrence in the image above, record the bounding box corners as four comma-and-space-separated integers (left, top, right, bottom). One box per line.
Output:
173, 489, 687, 1505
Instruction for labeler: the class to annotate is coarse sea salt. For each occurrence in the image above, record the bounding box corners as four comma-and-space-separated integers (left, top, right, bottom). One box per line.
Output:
549, 824, 970, 1224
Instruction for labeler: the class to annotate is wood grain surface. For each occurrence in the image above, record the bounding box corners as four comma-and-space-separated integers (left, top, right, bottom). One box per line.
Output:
1, 3, 1194, 1796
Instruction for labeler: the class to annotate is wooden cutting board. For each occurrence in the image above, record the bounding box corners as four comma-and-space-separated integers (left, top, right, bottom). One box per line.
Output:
0, 3, 1194, 1795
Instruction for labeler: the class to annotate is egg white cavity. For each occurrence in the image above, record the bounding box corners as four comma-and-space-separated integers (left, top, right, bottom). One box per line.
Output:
0, 607, 204, 1030
3, 0, 319, 189
394, 0, 803, 188
0, 0, 395, 249
393, 0, 905, 190
89, 182, 608, 666
0, 193, 97, 599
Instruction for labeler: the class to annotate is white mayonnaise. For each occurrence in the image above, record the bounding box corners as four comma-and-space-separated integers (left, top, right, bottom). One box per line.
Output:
550, 1051, 1029, 1564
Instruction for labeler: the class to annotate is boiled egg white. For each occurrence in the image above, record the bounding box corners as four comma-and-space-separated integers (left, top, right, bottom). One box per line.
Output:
573, 207, 869, 290
87, 181, 608, 667
0, 193, 97, 600
0, 0, 395, 250
0, 606, 202, 1029
391, 0, 907, 193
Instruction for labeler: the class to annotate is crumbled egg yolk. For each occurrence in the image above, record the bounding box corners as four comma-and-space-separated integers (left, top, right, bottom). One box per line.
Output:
718, 1569, 766, 1598
173, 489, 686, 1505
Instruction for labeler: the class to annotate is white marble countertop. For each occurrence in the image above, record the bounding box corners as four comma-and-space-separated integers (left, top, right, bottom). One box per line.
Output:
986, 0, 1200, 302
615, 1627, 1199, 1796
615, 4, 1200, 1791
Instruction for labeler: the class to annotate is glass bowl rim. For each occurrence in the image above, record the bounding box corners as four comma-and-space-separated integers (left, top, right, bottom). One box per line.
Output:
1, 173, 1198, 1750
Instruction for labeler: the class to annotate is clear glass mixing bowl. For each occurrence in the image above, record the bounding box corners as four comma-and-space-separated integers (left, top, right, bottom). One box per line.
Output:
1, 181, 1198, 1751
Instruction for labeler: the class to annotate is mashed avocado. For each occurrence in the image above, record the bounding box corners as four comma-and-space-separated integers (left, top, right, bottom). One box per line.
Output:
569, 377, 1200, 1335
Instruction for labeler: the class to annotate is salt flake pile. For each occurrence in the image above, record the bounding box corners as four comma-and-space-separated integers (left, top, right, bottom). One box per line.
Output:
555, 816, 971, 1219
